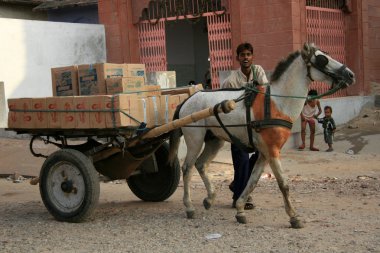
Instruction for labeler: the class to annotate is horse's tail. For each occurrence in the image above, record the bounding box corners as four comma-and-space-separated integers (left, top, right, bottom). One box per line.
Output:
168, 103, 184, 166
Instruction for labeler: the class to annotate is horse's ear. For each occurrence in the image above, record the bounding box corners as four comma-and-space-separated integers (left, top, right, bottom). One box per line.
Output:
302, 43, 311, 58
303, 42, 312, 52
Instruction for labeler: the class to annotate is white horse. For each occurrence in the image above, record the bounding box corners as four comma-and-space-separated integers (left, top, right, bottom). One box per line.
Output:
168, 43, 355, 228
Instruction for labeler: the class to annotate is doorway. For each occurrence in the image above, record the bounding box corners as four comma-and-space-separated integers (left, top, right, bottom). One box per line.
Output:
165, 17, 209, 87
138, 13, 232, 89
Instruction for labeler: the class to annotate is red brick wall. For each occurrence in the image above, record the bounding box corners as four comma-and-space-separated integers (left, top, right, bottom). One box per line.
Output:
229, 0, 369, 96
98, 0, 140, 63
98, 0, 371, 95
230, 1, 300, 72
368, 0, 380, 87
343, 0, 369, 95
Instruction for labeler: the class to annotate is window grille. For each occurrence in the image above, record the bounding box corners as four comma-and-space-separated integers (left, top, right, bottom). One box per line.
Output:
306, 0, 345, 9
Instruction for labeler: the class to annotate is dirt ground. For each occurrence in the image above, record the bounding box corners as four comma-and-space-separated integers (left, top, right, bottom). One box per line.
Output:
0, 106, 379, 253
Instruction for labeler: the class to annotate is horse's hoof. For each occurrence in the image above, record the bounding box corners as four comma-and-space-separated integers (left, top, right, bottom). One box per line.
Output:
203, 198, 211, 210
186, 210, 195, 219
235, 214, 247, 224
290, 217, 304, 229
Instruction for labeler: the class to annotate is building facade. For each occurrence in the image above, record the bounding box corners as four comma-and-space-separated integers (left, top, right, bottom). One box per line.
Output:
98, 0, 379, 96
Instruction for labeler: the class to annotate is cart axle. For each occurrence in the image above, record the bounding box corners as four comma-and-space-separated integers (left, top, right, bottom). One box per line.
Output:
61, 180, 76, 193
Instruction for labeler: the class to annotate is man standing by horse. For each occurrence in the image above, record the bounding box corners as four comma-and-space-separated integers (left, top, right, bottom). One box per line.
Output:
222, 42, 269, 210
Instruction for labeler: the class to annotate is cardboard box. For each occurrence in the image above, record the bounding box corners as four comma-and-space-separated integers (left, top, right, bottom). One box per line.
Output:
7, 98, 33, 129
32, 98, 48, 128
51, 65, 79, 96
74, 96, 90, 129
105, 77, 145, 95
46, 97, 61, 128
78, 63, 125, 96
105, 94, 139, 128
7, 99, 19, 128
58, 97, 75, 129
131, 97, 162, 127
132, 98, 149, 127
88, 95, 107, 128
147, 96, 161, 126
146, 71, 176, 89
114, 84, 161, 98
124, 64, 146, 79
160, 95, 182, 124
132, 85, 161, 98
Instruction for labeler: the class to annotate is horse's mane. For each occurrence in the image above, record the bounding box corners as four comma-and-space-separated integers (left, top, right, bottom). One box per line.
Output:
270, 51, 301, 82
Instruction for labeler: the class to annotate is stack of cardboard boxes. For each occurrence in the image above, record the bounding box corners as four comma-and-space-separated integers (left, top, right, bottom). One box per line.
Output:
8, 63, 203, 129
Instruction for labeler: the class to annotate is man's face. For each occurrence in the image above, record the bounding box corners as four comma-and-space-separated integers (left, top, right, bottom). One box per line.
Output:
237, 49, 253, 69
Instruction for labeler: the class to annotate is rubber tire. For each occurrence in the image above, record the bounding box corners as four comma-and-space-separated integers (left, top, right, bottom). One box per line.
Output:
39, 149, 100, 222
127, 142, 180, 202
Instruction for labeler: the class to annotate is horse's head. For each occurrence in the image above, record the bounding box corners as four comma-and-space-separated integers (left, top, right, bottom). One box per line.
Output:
301, 43, 355, 89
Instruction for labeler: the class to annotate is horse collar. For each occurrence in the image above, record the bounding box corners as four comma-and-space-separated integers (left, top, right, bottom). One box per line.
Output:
249, 86, 293, 132
213, 86, 293, 153
245, 86, 293, 150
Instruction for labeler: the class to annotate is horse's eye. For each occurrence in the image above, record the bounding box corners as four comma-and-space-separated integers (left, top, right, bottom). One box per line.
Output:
315, 55, 329, 68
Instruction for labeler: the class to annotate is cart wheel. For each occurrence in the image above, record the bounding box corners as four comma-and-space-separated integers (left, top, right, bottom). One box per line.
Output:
39, 149, 99, 222
127, 142, 180, 202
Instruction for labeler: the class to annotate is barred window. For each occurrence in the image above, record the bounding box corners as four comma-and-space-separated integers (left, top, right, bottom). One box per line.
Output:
306, 0, 345, 9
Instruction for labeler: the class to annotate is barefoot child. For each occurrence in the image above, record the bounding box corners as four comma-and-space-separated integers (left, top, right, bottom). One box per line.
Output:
316, 106, 336, 152
299, 89, 322, 151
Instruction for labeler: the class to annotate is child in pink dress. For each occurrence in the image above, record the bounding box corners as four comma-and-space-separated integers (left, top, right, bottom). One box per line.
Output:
299, 89, 322, 151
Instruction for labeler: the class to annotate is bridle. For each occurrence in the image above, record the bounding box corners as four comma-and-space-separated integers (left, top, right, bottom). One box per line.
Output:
301, 48, 350, 87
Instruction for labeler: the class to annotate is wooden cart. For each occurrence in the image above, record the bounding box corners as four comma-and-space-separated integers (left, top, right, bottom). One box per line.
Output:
6, 100, 235, 222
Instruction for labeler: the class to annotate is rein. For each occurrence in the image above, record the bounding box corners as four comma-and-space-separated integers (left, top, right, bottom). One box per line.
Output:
245, 80, 347, 101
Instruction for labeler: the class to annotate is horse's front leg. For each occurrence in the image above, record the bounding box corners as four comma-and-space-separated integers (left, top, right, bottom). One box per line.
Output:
269, 157, 304, 228
235, 154, 267, 224
195, 139, 224, 210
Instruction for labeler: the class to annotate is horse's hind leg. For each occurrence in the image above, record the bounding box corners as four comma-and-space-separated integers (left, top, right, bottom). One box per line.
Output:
269, 157, 304, 229
194, 138, 225, 210
182, 134, 204, 219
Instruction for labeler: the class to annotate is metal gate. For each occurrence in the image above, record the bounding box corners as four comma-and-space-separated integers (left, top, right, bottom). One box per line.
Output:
138, 21, 167, 72
137, 0, 232, 88
306, 0, 347, 97
207, 13, 233, 89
